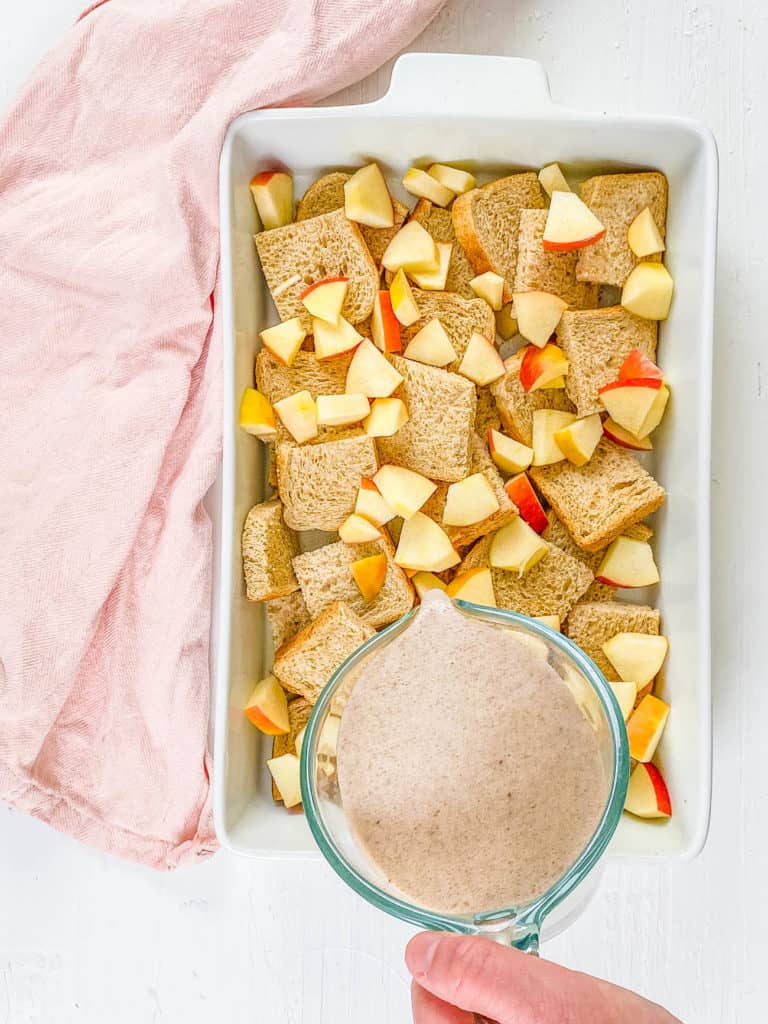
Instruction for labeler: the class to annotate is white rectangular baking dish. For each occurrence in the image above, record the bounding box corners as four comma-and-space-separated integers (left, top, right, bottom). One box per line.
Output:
213, 54, 717, 861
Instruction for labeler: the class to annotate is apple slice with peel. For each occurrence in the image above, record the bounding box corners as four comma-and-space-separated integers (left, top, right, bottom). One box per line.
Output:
446, 567, 496, 607
372, 291, 401, 354
299, 277, 348, 325
313, 316, 363, 361
602, 632, 669, 688
519, 343, 569, 393
343, 163, 394, 228
624, 762, 672, 819
443, 473, 500, 527
599, 378, 670, 438
495, 303, 518, 340
603, 417, 653, 451
412, 571, 448, 599
404, 319, 456, 367
339, 514, 382, 544
316, 393, 369, 427
381, 221, 440, 274
504, 473, 547, 533
488, 429, 533, 475
260, 317, 306, 367
267, 753, 302, 808
403, 167, 455, 207
609, 680, 638, 722
538, 163, 571, 196
409, 241, 452, 290
534, 615, 561, 632
274, 390, 318, 444
239, 388, 277, 439
469, 272, 505, 311
543, 191, 606, 251
621, 262, 674, 320
490, 518, 549, 576
394, 512, 460, 572
427, 164, 476, 195
363, 397, 409, 437
389, 269, 420, 326
513, 291, 568, 348
374, 464, 437, 520
250, 171, 293, 230
355, 478, 395, 527
351, 553, 388, 600
458, 332, 505, 386
244, 674, 289, 735
626, 694, 671, 762
627, 207, 666, 258
553, 413, 603, 467
618, 349, 664, 383
532, 409, 577, 466
346, 339, 404, 398
596, 536, 660, 587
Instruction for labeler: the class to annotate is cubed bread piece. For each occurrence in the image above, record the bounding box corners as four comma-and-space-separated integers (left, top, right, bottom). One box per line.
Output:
530, 439, 665, 552
377, 356, 476, 482
241, 499, 299, 601
266, 591, 311, 651
514, 209, 599, 308
576, 172, 668, 286
292, 534, 414, 629
254, 208, 378, 328
256, 347, 353, 442
271, 697, 313, 801
557, 306, 658, 416
565, 601, 661, 682
401, 290, 496, 369
277, 433, 378, 532
475, 387, 502, 437
542, 510, 615, 603
410, 199, 477, 297
490, 351, 575, 445
272, 602, 375, 703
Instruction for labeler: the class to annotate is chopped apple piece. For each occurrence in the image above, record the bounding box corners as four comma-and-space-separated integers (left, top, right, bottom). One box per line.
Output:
299, 277, 349, 325
250, 171, 293, 230
609, 680, 638, 722
602, 632, 669, 688
446, 567, 496, 606
494, 303, 519, 340
534, 615, 561, 631
389, 269, 421, 326
540, 376, 566, 390
488, 428, 533, 475
363, 397, 409, 437
346, 339, 404, 398
355, 478, 395, 527
412, 571, 448, 599
553, 413, 603, 466
490, 518, 549, 576
371, 291, 402, 353
394, 512, 460, 572
532, 409, 577, 466
260, 317, 307, 367
542, 191, 606, 251
267, 753, 302, 808
316, 393, 369, 427
244, 674, 289, 735
313, 316, 363, 360
273, 390, 318, 444
504, 473, 547, 533
627, 207, 666, 258
381, 221, 440, 274
404, 318, 456, 367
599, 378, 670, 438
626, 694, 670, 762
513, 291, 568, 348
409, 241, 452, 290
538, 163, 571, 196
403, 167, 455, 207
469, 271, 505, 311
519, 343, 569, 393
428, 163, 476, 195
602, 417, 654, 451
443, 473, 500, 527
339, 513, 382, 544
458, 332, 505, 386
618, 349, 664, 383
239, 388, 277, 439
373, 464, 437, 520
351, 553, 388, 600
343, 163, 394, 228
294, 725, 306, 760
621, 263, 674, 320
596, 536, 660, 588
624, 762, 672, 819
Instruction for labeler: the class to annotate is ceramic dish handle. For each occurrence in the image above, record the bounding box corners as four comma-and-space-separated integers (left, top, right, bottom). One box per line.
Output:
376, 53, 554, 117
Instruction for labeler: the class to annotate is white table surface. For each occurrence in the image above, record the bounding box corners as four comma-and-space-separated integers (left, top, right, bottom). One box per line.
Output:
1, 1, 765, 1021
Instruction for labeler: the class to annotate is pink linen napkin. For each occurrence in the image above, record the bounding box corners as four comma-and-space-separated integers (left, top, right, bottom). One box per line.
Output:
0, 0, 444, 869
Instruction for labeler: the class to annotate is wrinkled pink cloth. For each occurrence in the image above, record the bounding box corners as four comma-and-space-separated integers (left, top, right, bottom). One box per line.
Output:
0, 0, 443, 868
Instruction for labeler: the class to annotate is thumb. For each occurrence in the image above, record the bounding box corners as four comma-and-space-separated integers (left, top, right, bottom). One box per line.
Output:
405, 933, 682, 1024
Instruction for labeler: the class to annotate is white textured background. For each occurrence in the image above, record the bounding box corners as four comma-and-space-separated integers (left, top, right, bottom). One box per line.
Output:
1, 1, 765, 1021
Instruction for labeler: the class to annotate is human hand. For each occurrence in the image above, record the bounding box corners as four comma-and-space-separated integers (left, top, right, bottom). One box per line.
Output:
406, 932, 683, 1024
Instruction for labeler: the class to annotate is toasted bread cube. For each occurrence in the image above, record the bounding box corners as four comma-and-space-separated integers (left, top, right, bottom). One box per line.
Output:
241, 499, 299, 601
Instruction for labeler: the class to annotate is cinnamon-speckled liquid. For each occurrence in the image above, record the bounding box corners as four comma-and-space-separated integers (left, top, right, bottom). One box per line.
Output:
336, 592, 609, 915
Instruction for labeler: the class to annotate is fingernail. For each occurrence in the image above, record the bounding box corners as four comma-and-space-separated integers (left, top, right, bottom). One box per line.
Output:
407, 933, 440, 979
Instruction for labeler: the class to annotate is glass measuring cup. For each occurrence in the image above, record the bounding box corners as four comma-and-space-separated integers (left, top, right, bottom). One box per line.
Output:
300, 598, 629, 956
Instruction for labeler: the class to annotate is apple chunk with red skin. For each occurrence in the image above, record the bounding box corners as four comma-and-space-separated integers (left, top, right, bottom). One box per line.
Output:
351, 553, 388, 601
299, 277, 348, 325
596, 536, 660, 587
250, 171, 293, 230
244, 675, 289, 735
519, 343, 569, 393
599, 377, 670, 439
603, 417, 653, 451
442, 473, 500, 527
371, 291, 401, 353
624, 762, 672, 819
488, 428, 533, 475
626, 694, 670, 762
394, 512, 460, 572
542, 191, 606, 251
618, 348, 664, 383
504, 473, 548, 533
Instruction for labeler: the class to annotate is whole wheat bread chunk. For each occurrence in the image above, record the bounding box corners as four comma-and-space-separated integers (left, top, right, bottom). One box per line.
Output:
514, 209, 599, 309
530, 439, 665, 552
272, 601, 375, 703
266, 591, 311, 651
475, 387, 501, 436
401, 290, 496, 369
277, 432, 378, 532
296, 171, 409, 264
565, 601, 660, 681
542, 510, 615, 602
462, 534, 593, 619
410, 199, 476, 297
377, 356, 476, 481
256, 348, 353, 442
490, 352, 574, 445
292, 533, 414, 629
452, 173, 545, 298
254, 208, 378, 328
241, 499, 299, 601
557, 306, 658, 416
576, 172, 668, 286
271, 697, 313, 800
